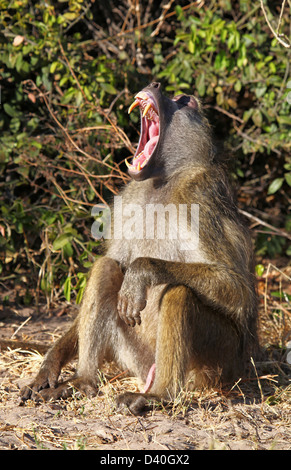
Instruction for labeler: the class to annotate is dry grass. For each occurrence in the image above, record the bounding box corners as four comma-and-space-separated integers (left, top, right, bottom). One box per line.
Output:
0, 261, 290, 450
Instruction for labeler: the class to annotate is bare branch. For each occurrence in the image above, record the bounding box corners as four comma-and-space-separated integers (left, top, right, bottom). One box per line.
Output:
260, 0, 291, 48
239, 209, 291, 241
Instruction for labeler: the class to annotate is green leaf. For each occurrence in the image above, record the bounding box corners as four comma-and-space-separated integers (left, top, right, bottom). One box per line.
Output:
76, 286, 85, 304
61, 87, 77, 104
52, 233, 73, 251
75, 90, 83, 107
285, 172, 291, 187
188, 40, 195, 54
63, 12, 79, 20
214, 51, 226, 70
195, 73, 205, 96
63, 242, 73, 258
10, 117, 21, 133
267, 178, 284, 195
59, 76, 69, 87
255, 85, 267, 98
75, 272, 87, 304
255, 264, 264, 276
243, 108, 253, 122
3, 103, 20, 118
175, 5, 185, 20
234, 80, 242, 92
50, 61, 60, 73
252, 109, 263, 127
277, 115, 291, 126
100, 83, 117, 94
63, 277, 71, 302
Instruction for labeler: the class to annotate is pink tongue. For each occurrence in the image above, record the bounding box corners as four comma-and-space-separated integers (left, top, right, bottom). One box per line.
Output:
143, 135, 159, 158
149, 121, 159, 139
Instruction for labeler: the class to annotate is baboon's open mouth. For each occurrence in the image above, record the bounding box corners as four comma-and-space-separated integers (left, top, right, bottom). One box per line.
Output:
126, 91, 160, 174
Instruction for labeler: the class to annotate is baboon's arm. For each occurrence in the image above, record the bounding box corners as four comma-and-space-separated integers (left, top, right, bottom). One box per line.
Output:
117, 257, 254, 327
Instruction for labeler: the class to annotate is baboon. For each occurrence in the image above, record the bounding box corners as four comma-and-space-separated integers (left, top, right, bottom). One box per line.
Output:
20, 82, 258, 414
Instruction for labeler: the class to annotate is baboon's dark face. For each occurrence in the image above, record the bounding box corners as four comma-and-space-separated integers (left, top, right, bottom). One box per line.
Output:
126, 82, 205, 182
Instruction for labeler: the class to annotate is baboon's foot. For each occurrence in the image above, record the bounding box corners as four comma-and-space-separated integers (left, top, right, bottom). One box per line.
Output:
20, 365, 61, 403
116, 391, 165, 415
20, 376, 97, 403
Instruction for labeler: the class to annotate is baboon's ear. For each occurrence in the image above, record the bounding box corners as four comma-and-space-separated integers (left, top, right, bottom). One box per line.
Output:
172, 94, 199, 109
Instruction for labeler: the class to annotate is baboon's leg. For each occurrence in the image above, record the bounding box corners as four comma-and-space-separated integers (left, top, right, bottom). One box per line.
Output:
77, 258, 156, 386
76, 257, 123, 374
42, 257, 125, 400
25, 257, 155, 402
117, 285, 241, 414
67, 256, 157, 398
117, 285, 194, 413
21, 257, 124, 402
20, 318, 79, 402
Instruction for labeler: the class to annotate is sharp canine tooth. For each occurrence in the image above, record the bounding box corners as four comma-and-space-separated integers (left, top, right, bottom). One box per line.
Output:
125, 158, 132, 168
128, 99, 139, 114
137, 162, 141, 171
142, 102, 152, 118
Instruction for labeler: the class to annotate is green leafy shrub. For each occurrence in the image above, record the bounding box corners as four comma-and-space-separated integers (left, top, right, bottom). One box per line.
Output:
153, 1, 290, 258
0, 0, 133, 304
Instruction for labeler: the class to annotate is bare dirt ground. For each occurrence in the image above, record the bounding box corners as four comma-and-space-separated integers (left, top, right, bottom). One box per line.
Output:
0, 263, 290, 451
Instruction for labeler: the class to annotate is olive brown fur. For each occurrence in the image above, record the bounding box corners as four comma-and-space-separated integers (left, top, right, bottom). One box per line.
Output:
20, 82, 258, 414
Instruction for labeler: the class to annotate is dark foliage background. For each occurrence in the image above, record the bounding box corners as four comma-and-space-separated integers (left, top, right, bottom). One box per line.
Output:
0, 0, 290, 306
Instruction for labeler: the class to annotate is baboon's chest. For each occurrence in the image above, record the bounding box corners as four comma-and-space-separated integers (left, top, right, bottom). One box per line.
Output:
106, 180, 208, 268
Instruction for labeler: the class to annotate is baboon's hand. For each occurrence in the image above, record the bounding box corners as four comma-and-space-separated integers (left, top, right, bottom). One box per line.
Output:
117, 273, 147, 327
